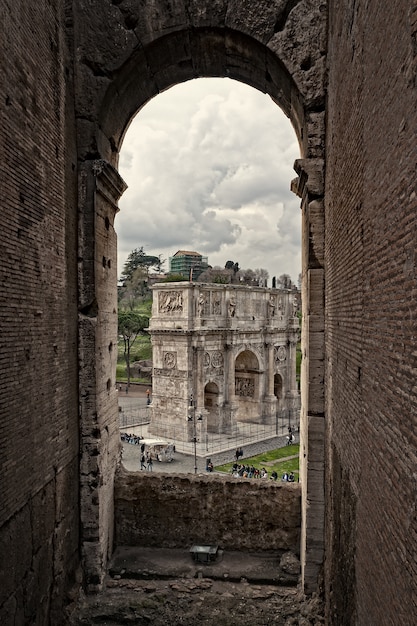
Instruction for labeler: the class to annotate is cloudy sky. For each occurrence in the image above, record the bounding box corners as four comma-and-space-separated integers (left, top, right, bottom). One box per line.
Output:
116, 77, 301, 285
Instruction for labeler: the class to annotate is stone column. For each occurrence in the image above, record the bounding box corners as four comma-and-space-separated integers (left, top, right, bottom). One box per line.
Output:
292, 156, 325, 594
220, 341, 236, 434
262, 341, 277, 424
78, 159, 127, 592
195, 341, 207, 441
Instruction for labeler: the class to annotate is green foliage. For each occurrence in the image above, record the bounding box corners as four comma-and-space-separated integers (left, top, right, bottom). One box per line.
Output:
215, 444, 300, 478
119, 247, 164, 308
118, 310, 149, 385
135, 298, 152, 317
120, 246, 163, 284
161, 274, 188, 282
118, 310, 148, 337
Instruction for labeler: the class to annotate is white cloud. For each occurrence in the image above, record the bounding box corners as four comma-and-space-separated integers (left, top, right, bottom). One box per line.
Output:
117, 77, 301, 284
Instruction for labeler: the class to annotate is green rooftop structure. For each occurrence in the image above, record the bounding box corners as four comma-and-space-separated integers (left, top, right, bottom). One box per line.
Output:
169, 250, 209, 280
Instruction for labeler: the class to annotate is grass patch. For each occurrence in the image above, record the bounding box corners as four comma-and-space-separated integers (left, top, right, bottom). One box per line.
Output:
117, 334, 152, 364
215, 444, 300, 479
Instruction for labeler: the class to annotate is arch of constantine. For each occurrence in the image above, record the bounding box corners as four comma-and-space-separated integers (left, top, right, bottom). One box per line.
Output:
148, 282, 300, 442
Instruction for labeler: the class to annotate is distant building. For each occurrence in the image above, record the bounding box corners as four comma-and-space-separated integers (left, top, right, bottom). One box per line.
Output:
169, 250, 209, 280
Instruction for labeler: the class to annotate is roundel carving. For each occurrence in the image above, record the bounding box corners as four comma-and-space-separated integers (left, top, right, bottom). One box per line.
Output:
164, 351, 177, 369
211, 351, 223, 368
275, 345, 287, 362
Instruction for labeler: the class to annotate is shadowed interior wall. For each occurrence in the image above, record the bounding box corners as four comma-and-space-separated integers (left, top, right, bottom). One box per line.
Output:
0, 2, 80, 623
325, 0, 417, 622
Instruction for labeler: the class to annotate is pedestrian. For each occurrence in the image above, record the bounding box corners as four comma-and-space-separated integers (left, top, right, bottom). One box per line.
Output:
140, 454, 146, 470
125, 385, 128, 394
147, 454, 153, 471
140, 442, 145, 454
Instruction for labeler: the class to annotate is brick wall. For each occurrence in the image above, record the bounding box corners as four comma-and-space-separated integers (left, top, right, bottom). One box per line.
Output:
2, 1, 416, 624
0, 1, 80, 623
325, 1, 417, 623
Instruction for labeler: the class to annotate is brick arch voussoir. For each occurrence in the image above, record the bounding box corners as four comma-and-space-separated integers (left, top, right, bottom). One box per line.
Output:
96, 27, 308, 167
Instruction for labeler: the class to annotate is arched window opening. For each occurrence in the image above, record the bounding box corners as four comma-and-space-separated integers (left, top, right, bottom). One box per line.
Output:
204, 382, 220, 434
115, 78, 301, 471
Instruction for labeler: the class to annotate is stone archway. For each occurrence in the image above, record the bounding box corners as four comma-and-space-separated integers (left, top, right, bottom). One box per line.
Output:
204, 382, 220, 433
234, 349, 260, 421
274, 372, 283, 403
75, 2, 326, 595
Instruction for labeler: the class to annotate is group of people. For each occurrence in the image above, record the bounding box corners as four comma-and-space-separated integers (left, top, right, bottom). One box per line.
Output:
140, 447, 154, 471
230, 463, 296, 482
282, 471, 296, 482
235, 447, 244, 461
120, 432, 144, 445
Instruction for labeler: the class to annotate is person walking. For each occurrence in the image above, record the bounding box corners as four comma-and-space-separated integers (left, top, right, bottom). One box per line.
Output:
140, 454, 146, 470
147, 453, 153, 471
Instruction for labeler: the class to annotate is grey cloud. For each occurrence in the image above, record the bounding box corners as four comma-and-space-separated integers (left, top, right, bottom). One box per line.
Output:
117, 78, 301, 283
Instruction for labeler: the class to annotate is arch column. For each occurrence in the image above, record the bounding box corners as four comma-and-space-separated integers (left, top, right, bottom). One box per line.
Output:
292, 156, 325, 594
78, 159, 127, 592
262, 341, 277, 424
221, 342, 237, 434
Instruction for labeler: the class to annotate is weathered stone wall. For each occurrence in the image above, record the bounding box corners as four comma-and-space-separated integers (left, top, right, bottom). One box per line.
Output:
115, 468, 301, 553
0, 1, 80, 623
325, 1, 417, 623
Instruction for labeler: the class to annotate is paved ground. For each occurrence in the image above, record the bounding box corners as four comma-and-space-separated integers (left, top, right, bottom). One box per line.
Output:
118, 387, 297, 475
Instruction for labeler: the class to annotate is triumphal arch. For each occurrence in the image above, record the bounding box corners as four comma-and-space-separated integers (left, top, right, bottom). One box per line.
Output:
148, 283, 300, 442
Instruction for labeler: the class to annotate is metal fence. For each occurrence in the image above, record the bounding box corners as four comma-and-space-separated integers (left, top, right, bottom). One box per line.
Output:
119, 406, 151, 429
119, 414, 298, 457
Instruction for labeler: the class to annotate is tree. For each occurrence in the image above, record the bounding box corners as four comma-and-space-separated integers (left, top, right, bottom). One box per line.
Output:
118, 310, 148, 386
254, 268, 269, 287
119, 266, 149, 310
119, 246, 165, 308
197, 266, 232, 283
160, 273, 188, 283
277, 273, 293, 289
120, 246, 164, 285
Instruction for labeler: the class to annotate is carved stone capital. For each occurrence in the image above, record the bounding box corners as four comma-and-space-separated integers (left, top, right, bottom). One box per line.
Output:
291, 158, 324, 200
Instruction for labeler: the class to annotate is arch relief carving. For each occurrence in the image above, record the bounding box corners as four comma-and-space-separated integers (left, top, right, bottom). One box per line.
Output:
159, 291, 183, 313
235, 377, 255, 398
